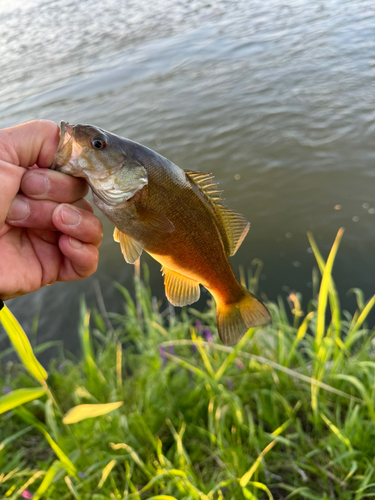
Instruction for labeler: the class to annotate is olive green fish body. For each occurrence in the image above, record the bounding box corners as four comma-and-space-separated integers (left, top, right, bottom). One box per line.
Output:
96, 160, 241, 303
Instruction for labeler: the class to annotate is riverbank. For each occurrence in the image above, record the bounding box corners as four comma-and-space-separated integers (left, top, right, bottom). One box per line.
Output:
1, 229, 375, 499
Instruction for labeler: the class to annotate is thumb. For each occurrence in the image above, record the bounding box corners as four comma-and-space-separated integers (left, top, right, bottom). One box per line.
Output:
0, 120, 60, 228
0, 120, 60, 168
0, 161, 25, 229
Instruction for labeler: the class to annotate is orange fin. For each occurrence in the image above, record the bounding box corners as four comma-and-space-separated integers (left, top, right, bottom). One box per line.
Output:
185, 170, 249, 256
113, 227, 143, 264
135, 204, 174, 233
216, 289, 270, 345
218, 207, 250, 256
162, 267, 200, 306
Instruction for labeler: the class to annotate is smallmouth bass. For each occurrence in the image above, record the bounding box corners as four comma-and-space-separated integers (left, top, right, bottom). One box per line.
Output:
52, 122, 270, 345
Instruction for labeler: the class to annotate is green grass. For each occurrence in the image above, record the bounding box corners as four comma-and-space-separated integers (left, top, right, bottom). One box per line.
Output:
1, 228, 375, 499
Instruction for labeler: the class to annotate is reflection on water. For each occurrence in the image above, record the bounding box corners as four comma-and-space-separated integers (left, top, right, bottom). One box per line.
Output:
1, 0, 375, 352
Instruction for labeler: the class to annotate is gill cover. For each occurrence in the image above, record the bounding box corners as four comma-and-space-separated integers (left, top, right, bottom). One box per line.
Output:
89, 159, 148, 206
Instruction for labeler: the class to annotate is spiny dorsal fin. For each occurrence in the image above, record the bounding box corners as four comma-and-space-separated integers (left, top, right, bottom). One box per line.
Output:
161, 267, 200, 307
185, 170, 250, 256
185, 170, 224, 204
113, 227, 143, 264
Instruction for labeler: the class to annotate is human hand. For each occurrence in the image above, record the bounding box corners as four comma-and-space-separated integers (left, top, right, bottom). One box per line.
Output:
0, 120, 103, 300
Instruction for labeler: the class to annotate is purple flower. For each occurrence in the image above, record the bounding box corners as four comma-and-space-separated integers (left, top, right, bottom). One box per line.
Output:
203, 329, 213, 343
159, 346, 167, 369
226, 378, 234, 390
168, 345, 175, 356
78, 471, 84, 478
22, 491, 33, 499
2, 386, 11, 394
195, 320, 203, 332
196, 321, 213, 342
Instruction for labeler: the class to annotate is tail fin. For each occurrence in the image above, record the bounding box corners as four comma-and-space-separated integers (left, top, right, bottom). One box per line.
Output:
216, 289, 270, 346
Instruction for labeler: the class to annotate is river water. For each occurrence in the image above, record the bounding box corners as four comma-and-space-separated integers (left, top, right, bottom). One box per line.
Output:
1, 0, 375, 352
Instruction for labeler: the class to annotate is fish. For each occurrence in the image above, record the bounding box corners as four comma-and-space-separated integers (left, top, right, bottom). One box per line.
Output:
52, 121, 270, 345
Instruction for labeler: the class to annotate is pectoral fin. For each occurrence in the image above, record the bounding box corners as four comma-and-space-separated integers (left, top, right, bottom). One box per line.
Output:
113, 227, 143, 264
135, 204, 174, 233
162, 267, 200, 306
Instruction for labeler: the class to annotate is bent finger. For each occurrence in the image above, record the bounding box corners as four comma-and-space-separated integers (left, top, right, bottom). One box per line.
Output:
53, 203, 102, 247
57, 234, 99, 281
21, 168, 89, 202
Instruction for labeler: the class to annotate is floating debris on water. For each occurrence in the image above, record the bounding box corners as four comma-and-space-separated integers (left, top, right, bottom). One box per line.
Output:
352, 216, 359, 222
334, 204, 341, 210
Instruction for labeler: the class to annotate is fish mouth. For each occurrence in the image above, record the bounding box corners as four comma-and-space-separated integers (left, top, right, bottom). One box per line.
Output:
51, 121, 74, 170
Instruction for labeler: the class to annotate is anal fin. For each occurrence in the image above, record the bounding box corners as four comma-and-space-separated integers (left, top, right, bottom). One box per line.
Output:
162, 267, 200, 307
113, 227, 143, 264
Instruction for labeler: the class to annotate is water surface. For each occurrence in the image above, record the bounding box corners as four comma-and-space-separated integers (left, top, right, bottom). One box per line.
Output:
1, 0, 375, 351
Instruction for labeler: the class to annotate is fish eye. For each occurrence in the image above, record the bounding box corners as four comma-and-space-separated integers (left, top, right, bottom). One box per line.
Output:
91, 137, 106, 150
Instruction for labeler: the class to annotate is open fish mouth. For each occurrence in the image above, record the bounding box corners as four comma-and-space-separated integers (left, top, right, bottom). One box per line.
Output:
51, 121, 74, 170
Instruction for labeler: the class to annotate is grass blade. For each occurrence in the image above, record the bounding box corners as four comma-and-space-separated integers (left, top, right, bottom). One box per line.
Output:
215, 328, 253, 381
63, 402, 124, 424
15, 406, 77, 476
312, 228, 344, 351
0, 387, 46, 415
346, 295, 375, 346
98, 459, 117, 489
307, 231, 341, 336
0, 425, 32, 451
33, 461, 63, 500
0, 305, 47, 381
240, 439, 277, 486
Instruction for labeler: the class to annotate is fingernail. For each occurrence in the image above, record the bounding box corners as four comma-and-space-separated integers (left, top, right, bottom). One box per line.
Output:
69, 237, 84, 249
7, 197, 29, 221
61, 205, 81, 226
23, 172, 49, 196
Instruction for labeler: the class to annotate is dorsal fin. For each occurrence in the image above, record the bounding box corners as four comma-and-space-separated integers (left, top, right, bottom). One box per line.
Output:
184, 171, 224, 204
113, 227, 143, 264
217, 207, 250, 256
185, 170, 250, 256
161, 267, 200, 307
